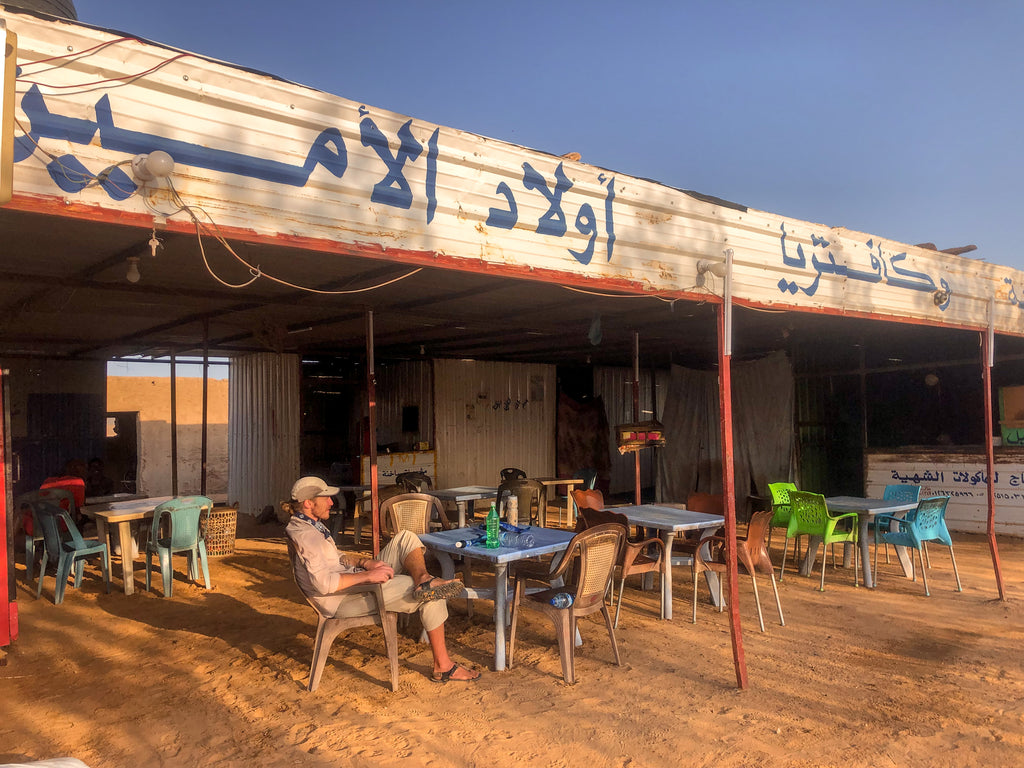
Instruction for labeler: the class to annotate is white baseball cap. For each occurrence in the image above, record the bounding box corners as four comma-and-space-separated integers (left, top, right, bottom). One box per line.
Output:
291, 476, 340, 502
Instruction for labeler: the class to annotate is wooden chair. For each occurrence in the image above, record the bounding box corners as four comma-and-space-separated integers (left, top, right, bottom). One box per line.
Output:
287, 541, 399, 692
578, 506, 666, 627
508, 523, 624, 684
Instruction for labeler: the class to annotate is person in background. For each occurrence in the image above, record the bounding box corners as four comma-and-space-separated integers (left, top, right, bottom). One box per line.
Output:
85, 457, 114, 497
286, 475, 481, 683
40, 459, 87, 525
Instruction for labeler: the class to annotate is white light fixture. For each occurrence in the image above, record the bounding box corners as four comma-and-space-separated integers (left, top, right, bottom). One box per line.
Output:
130, 150, 175, 184
125, 256, 141, 283
696, 259, 728, 287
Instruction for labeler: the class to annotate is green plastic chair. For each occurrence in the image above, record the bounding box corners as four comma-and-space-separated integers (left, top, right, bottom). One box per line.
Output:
873, 495, 961, 596
766, 482, 798, 562
783, 491, 859, 590
144, 496, 212, 597
33, 498, 110, 604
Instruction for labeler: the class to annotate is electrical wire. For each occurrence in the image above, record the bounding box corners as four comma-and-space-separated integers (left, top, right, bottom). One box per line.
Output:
164, 179, 424, 295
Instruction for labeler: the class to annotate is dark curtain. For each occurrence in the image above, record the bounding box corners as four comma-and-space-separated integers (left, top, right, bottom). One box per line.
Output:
557, 392, 612, 496
657, 351, 794, 505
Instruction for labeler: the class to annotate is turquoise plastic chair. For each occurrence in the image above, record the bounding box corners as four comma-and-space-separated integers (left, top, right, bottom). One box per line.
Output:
878, 484, 922, 564
18, 488, 78, 585
873, 495, 961, 596
783, 491, 859, 590
144, 496, 212, 597
33, 498, 110, 604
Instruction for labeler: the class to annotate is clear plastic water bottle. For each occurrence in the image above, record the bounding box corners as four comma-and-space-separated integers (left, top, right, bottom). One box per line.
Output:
549, 592, 574, 608
500, 531, 536, 548
485, 502, 500, 549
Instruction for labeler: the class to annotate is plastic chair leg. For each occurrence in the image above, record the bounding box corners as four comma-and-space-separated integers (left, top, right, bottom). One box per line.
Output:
55, 555, 74, 605
749, 572, 765, 632
601, 605, 621, 667
768, 571, 785, 626
948, 544, 963, 592
918, 547, 930, 597
36, 553, 48, 599
197, 542, 211, 589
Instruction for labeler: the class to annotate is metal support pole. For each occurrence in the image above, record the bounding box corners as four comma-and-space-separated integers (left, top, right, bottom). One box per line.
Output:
366, 310, 380, 558
982, 304, 1005, 599
170, 351, 178, 496
633, 331, 641, 505
718, 250, 747, 689
201, 319, 209, 497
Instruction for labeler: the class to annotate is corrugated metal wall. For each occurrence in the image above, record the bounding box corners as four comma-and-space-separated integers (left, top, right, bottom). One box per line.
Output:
228, 352, 301, 516
433, 359, 555, 488
375, 360, 433, 449
594, 366, 668, 496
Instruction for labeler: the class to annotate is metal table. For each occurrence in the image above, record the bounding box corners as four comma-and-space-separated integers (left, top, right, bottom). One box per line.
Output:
802, 496, 919, 588
421, 525, 573, 671
427, 486, 499, 528
610, 504, 726, 620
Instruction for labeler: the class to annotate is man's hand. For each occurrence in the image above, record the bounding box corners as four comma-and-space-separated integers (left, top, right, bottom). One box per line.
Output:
362, 559, 394, 582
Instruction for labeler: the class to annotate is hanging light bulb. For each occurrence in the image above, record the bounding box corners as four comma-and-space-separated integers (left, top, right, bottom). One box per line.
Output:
130, 150, 175, 184
125, 256, 141, 283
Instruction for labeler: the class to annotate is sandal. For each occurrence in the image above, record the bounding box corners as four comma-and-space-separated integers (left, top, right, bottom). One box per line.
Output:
431, 662, 481, 683
413, 577, 464, 602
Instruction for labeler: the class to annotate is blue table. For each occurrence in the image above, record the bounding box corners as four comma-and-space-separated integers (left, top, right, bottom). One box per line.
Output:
420, 525, 573, 671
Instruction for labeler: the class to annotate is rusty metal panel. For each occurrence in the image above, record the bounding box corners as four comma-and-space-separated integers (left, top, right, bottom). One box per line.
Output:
228, 352, 300, 516
433, 359, 555, 489
3, 9, 1023, 338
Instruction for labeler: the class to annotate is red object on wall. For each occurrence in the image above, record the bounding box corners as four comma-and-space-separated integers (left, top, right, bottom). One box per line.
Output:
1, 368, 17, 648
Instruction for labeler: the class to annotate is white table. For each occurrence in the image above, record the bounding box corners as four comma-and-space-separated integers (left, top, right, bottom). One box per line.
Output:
81, 496, 172, 595
610, 504, 726, 620
427, 486, 499, 528
420, 525, 573, 671
804, 496, 918, 588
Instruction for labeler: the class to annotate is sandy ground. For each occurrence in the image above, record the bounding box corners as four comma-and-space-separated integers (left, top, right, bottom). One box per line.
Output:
2, 515, 1023, 768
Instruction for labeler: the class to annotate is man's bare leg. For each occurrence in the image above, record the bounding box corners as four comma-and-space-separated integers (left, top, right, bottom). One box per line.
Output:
402, 547, 479, 681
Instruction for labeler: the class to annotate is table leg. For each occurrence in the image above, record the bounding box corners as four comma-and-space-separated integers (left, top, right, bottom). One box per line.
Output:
456, 501, 468, 529
95, 518, 112, 582
660, 531, 673, 620
800, 536, 823, 576
859, 516, 873, 588
494, 563, 508, 671
116, 520, 135, 596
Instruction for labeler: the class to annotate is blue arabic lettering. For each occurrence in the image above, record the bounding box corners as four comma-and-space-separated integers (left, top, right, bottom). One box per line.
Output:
16, 85, 349, 191
776, 223, 951, 308
522, 161, 572, 236
360, 117, 423, 209
486, 181, 518, 229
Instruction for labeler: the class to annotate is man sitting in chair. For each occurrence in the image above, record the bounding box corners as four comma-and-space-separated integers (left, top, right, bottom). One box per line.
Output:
286, 476, 481, 683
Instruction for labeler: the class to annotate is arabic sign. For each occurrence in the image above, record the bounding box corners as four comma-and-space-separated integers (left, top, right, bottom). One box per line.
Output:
865, 456, 1024, 536
3, 10, 1021, 335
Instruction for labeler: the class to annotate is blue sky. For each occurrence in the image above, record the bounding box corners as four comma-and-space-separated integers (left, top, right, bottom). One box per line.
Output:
75, 0, 1022, 270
